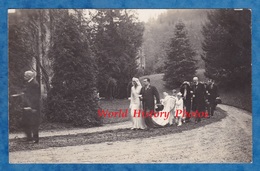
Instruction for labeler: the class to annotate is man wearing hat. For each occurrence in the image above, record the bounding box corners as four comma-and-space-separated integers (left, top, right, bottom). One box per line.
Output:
22, 70, 41, 143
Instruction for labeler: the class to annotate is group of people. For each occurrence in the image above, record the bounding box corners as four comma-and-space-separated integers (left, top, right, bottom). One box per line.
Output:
11, 69, 220, 143
129, 76, 220, 130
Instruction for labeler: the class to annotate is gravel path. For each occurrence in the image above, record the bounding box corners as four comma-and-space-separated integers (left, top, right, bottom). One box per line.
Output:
9, 104, 252, 163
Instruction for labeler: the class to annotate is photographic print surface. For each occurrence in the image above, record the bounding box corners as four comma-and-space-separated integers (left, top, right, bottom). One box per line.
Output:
8, 8, 252, 164
1, 0, 260, 171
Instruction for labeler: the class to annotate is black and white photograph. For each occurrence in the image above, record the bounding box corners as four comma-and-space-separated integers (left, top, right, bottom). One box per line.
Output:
8, 9, 252, 163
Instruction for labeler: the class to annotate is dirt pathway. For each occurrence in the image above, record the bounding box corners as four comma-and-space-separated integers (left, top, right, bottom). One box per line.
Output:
9, 104, 252, 163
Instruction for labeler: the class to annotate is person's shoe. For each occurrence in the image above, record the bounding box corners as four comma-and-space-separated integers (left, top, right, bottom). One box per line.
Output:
33, 140, 39, 144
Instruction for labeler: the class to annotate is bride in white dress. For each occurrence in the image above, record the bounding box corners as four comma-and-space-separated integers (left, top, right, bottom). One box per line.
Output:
129, 77, 147, 130
152, 92, 176, 126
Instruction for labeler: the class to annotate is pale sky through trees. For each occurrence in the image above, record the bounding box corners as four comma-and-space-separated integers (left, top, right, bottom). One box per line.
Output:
136, 9, 167, 22
8, 9, 167, 23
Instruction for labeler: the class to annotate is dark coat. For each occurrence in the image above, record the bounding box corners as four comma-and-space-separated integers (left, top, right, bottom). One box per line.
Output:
191, 82, 206, 112
180, 83, 192, 100
22, 79, 40, 126
180, 83, 192, 112
140, 85, 160, 110
206, 84, 219, 103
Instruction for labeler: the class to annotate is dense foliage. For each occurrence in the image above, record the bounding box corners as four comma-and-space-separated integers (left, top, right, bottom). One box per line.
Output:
9, 9, 144, 129
9, 10, 44, 131
142, 10, 207, 74
201, 9, 251, 88
46, 10, 101, 126
163, 21, 197, 88
90, 10, 144, 99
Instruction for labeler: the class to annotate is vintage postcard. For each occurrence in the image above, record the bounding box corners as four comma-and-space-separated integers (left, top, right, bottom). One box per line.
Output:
1, 0, 259, 171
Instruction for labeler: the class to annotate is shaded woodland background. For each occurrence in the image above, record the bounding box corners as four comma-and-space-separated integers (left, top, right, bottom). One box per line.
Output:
8, 9, 251, 131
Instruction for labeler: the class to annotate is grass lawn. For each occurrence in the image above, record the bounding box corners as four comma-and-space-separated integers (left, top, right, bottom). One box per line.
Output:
140, 73, 173, 97
100, 99, 131, 124
219, 86, 251, 112
194, 69, 251, 112
39, 99, 131, 131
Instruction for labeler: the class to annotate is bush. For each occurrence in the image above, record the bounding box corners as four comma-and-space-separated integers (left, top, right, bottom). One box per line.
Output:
45, 12, 101, 127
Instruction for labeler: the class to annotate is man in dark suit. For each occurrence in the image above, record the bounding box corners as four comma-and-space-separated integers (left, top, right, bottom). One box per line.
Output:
191, 77, 206, 123
22, 71, 41, 143
206, 79, 219, 116
140, 78, 161, 128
